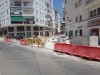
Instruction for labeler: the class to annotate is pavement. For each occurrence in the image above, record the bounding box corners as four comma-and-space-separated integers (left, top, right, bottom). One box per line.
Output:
0, 38, 100, 75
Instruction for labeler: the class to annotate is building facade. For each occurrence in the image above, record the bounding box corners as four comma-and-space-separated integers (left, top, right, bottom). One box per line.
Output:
63, 0, 100, 37
53, 9, 61, 34
0, 0, 54, 37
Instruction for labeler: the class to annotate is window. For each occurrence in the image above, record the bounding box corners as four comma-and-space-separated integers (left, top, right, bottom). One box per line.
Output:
79, 15, 82, 22
23, 2, 29, 6
8, 27, 14, 32
75, 17, 78, 22
33, 26, 39, 31
90, 11, 93, 18
79, 30, 82, 36
6, 10, 8, 14
75, 3, 78, 8
94, 9, 96, 16
66, 31, 67, 36
40, 32, 43, 36
75, 30, 78, 36
97, 8, 100, 15
33, 32, 39, 36
40, 27, 43, 31
75, 0, 82, 9
15, 1, 21, 6
26, 32, 31, 37
65, 0, 67, 4
69, 31, 73, 37
36, 19, 38, 22
17, 26, 25, 31
26, 26, 31, 31
89, 7, 100, 18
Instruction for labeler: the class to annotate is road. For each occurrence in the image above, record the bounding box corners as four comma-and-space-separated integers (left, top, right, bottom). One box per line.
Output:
0, 41, 100, 75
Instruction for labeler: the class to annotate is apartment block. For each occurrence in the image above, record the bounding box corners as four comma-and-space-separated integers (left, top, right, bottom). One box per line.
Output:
0, 0, 55, 37
63, 0, 100, 37
53, 9, 61, 34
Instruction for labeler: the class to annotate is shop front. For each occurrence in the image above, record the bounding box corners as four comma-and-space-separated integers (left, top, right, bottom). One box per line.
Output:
88, 18, 100, 37
90, 28, 99, 36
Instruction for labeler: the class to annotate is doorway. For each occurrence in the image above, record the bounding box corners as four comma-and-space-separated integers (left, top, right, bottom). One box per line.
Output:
90, 28, 99, 36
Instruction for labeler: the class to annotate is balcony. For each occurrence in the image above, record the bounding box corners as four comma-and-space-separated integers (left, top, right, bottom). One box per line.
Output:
10, 0, 33, 7
85, 0, 100, 9
10, 7, 22, 15
10, 6, 33, 15
11, 16, 35, 24
23, 8, 33, 14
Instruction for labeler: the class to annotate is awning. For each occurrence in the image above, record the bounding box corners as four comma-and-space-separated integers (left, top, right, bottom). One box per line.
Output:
11, 16, 23, 21
23, 16, 35, 20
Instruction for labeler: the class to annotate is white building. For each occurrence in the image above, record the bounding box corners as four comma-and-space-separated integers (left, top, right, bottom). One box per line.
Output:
0, 0, 54, 37
63, 0, 100, 37
53, 9, 61, 34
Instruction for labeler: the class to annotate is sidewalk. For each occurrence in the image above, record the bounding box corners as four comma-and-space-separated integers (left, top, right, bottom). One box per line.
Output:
0, 37, 54, 51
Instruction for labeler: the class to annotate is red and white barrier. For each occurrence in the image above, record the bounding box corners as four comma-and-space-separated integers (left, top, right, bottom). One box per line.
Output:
20, 39, 27, 46
54, 43, 100, 61
4, 38, 12, 42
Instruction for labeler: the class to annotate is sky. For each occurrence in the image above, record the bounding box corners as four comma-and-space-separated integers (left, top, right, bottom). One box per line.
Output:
53, 0, 64, 17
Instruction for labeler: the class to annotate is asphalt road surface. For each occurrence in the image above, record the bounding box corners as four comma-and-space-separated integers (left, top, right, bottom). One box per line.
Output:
0, 41, 100, 75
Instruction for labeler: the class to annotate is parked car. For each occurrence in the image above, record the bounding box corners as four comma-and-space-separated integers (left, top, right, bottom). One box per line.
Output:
15, 36, 24, 40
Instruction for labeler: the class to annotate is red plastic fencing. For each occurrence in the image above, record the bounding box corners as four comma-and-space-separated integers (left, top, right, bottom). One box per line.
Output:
63, 44, 74, 54
20, 39, 27, 46
4, 38, 12, 42
4, 38, 8, 42
54, 43, 100, 60
54, 43, 74, 54
7, 38, 12, 42
73, 45, 90, 57
89, 47, 100, 60
54, 43, 65, 52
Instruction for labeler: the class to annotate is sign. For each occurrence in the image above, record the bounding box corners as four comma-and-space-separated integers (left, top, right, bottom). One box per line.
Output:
87, 18, 100, 27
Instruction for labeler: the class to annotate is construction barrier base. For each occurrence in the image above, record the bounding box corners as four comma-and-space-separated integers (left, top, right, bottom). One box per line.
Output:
4, 38, 12, 42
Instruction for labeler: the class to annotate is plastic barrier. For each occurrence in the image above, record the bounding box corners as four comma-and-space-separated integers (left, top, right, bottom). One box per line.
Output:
63, 44, 74, 54
20, 39, 27, 46
54, 43, 100, 61
89, 47, 100, 60
73, 45, 90, 57
4, 38, 8, 42
7, 38, 12, 42
54, 43, 65, 52
4, 38, 12, 42
54, 43, 74, 54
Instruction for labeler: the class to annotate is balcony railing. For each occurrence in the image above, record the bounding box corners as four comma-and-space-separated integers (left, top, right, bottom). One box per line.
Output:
85, 0, 95, 5
10, 6, 33, 15
23, 8, 33, 14
10, 7, 22, 15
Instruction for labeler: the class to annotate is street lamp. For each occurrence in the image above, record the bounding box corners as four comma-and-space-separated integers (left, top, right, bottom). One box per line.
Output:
67, 17, 71, 22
